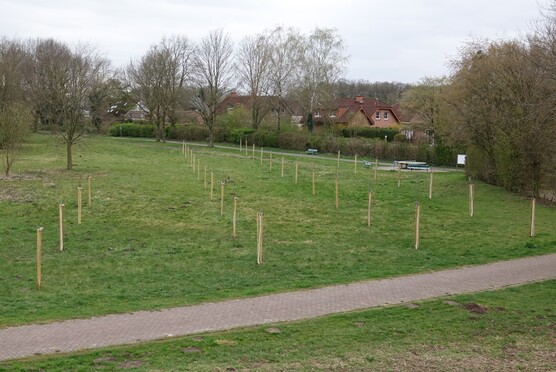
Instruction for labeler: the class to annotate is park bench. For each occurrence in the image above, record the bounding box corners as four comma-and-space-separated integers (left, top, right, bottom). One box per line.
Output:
305, 148, 318, 155
363, 160, 373, 168
397, 160, 430, 171
407, 164, 430, 170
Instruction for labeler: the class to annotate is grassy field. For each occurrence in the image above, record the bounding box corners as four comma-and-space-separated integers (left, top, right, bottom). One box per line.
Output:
1, 280, 554, 371
1, 134, 555, 327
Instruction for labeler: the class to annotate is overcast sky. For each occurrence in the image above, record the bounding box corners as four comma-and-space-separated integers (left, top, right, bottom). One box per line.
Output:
1, 0, 547, 83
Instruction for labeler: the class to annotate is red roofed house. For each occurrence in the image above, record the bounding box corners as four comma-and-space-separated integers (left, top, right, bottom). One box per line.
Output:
312, 96, 400, 133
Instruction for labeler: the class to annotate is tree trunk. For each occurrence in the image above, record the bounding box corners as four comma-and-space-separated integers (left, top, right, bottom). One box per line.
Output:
66, 141, 73, 170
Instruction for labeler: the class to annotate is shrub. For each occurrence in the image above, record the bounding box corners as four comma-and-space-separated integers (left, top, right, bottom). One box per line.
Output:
394, 133, 407, 142
110, 123, 155, 138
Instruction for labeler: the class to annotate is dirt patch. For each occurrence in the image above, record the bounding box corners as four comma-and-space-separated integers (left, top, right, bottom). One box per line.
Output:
265, 327, 281, 334
117, 360, 144, 369
405, 303, 419, 309
93, 356, 117, 364
462, 302, 488, 314
182, 346, 202, 354
443, 300, 460, 307
354, 322, 365, 328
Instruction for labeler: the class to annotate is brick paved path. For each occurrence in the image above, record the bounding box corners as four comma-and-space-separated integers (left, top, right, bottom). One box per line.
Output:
1, 254, 555, 362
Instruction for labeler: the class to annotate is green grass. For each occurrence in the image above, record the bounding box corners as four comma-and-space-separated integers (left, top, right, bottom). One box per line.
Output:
1, 134, 555, 327
1, 280, 554, 371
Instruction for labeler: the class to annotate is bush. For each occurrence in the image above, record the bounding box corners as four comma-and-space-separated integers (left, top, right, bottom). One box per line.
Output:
340, 127, 399, 141
394, 133, 407, 142
110, 123, 155, 138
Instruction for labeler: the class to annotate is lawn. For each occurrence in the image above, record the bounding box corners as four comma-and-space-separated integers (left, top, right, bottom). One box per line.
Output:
0, 134, 555, 327
1, 280, 554, 370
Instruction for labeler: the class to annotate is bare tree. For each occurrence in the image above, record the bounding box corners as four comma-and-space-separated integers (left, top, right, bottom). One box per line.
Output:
127, 36, 194, 142
26, 39, 109, 170
0, 103, 30, 176
191, 29, 234, 147
236, 33, 272, 130
267, 26, 304, 131
293, 28, 348, 128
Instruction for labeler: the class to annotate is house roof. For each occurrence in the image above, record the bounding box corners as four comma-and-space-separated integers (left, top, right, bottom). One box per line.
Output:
315, 97, 401, 124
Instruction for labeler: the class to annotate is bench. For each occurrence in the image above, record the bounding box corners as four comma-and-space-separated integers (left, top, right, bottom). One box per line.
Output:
363, 160, 373, 168
407, 164, 430, 170
305, 148, 318, 155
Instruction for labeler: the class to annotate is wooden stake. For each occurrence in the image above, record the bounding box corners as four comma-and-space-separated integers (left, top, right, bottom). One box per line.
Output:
354, 155, 357, 174
245, 140, 248, 158
397, 164, 401, 188
367, 191, 372, 227
281, 157, 284, 177
192, 154, 196, 173
210, 172, 214, 200
335, 176, 339, 208
190, 149, 193, 165
77, 187, 83, 224
269, 152, 273, 171
295, 161, 299, 184
260, 147, 264, 165
429, 170, 433, 199
240, 138, 242, 152
182, 140, 185, 154
59, 204, 64, 252
197, 159, 201, 181
87, 176, 92, 208
184, 144, 188, 159
469, 183, 474, 217
204, 164, 207, 189
337, 150, 340, 172
415, 202, 420, 249
256, 211, 264, 265
233, 197, 238, 238
530, 197, 536, 237
220, 181, 225, 216
374, 158, 378, 180
36, 227, 43, 289
252, 143, 255, 159
312, 169, 316, 196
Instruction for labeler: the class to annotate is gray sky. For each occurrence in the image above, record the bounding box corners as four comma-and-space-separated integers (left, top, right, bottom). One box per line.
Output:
0, 0, 546, 83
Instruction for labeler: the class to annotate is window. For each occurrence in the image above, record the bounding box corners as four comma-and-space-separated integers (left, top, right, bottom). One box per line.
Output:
315, 111, 321, 117
375, 111, 380, 119
384, 112, 389, 120
329, 111, 336, 118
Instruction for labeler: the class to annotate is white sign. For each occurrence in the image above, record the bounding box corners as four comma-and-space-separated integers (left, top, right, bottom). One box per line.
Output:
457, 154, 466, 165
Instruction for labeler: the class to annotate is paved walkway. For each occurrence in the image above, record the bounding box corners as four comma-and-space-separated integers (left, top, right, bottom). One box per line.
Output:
1, 254, 555, 362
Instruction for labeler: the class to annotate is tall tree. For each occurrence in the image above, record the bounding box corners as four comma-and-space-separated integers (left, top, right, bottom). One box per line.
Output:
236, 33, 272, 130
0, 103, 30, 176
191, 29, 234, 147
267, 26, 304, 131
293, 28, 348, 128
26, 39, 109, 170
127, 36, 194, 142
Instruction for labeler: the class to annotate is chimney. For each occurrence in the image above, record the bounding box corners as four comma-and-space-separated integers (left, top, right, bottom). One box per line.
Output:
355, 95, 364, 104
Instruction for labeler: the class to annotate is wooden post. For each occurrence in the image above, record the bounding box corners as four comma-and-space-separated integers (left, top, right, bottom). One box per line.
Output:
256, 211, 264, 265
354, 155, 357, 174
239, 138, 242, 152
281, 157, 284, 177
260, 147, 264, 165
312, 169, 316, 196
204, 164, 207, 189
335, 176, 339, 209
428, 170, 433, 199
530, 197, 536, 237
245, 140, 248, 158
415, 202, 420, 249
197, 159, 201, 181
252, 143, 255, 160
367, 191, 372, 227
182, 140, 185, 154
210, 172, 214, 200
59, 204, 64, 252
87, 176, 92, 208
77, 187, 83, 224
36, 227, 43, 289
397, 164, 401, 188
190, 149, 193, 165
269, 152, 273, 171
337, 150, 340, 172
192, 154, 196, 173
469, 183, 474, 217
220, 181, 225, 216
374, 158, 378, 180
233, 197, 238, 238
184, 144, 188, 159
295, 161, 299, 184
